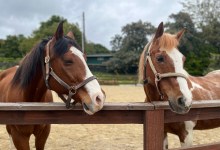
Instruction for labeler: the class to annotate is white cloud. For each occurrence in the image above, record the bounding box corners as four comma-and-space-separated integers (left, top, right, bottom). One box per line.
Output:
0, 0, 182, 49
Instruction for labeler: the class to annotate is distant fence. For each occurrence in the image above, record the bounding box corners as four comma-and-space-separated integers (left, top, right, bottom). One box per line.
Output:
0, 100, 220, 150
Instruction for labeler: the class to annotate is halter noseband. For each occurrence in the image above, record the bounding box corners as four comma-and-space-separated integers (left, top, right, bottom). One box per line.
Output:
44, 40, 96, 108
143, 43, 188, 99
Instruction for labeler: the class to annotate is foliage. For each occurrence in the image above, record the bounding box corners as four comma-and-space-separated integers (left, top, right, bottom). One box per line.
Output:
166, 11, 219, 75
181, 0, 220, 27
0, 35, 24, 58
107, 20, 155, 73
22, 16, 83, 55
85, 43, 109, 54
204, 53, 220, 74
0, 15, 109, 62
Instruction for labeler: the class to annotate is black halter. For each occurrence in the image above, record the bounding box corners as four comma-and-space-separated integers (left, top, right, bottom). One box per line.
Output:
43, 40, 96, 108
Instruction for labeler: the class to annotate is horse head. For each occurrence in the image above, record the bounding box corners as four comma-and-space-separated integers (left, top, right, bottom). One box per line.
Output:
44, 21, 106, 115
139, 22, 192, 114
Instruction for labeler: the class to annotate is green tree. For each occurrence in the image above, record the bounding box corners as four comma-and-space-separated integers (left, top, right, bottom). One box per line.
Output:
0, 35, 25, 58
166, 11, 218, 75
200, 19, 220, 52
204, 53, 220, 74
107, 20, 155, 74
110, 34, 122, 52
20, 15, 82, 55
33, 16, 82, 43
85, 43, 109, 54
180, 1, 220, 75
165, 11, 196, 56
181, 0, 220, 27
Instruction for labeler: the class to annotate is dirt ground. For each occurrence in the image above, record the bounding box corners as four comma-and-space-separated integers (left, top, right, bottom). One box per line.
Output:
1, 85, 220, 149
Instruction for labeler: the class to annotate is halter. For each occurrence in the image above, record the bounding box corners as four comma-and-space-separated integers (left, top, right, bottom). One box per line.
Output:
44, 40, 96, 108
143, 43, 188, 99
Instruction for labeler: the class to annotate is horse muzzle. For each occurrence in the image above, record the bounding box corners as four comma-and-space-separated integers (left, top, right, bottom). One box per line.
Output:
168, 96, 192, 114
82, 91, 106, 115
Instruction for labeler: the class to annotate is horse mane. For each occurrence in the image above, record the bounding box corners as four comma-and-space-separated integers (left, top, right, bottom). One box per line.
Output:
138, 44, 148, 82
138, 33, 179, 82
12, 36, 81, 88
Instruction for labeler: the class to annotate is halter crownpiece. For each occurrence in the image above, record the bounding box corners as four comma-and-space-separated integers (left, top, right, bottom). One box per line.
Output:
43, 39, 97, 108
143, 42, 188, 100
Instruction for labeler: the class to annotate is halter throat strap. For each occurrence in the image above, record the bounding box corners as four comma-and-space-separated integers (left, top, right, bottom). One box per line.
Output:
44, 39, 96, 108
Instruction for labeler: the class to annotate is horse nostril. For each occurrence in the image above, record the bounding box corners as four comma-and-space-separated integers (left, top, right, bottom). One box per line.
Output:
177, 97, 186, 107
96, 96, 102, 105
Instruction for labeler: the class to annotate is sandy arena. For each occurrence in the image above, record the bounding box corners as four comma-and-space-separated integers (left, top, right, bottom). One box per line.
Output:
0, 85, 220, 149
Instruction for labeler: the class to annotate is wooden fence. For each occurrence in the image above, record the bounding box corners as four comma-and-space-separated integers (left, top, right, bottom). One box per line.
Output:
0, 100, 220, 150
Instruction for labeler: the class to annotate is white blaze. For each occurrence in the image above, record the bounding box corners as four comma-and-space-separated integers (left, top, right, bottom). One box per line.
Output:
69, 47, 105, 105
166, 48, 192, 106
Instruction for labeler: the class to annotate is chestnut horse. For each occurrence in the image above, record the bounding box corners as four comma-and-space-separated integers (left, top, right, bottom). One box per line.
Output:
139, 22, 220, 149
0, 21, 105, 150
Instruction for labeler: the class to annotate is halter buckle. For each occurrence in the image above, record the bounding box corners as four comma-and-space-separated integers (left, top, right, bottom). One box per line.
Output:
45, 56, 50, 63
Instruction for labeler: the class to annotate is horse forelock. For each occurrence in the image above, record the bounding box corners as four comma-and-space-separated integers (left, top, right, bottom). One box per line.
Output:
158, 33, 179, 51
53, 37, 82, 56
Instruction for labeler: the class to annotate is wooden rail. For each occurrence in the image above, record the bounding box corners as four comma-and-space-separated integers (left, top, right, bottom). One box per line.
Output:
0, 100, 220, 150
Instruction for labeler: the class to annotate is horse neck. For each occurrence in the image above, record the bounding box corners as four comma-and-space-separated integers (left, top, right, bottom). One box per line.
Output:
23, 67, 48, 102
144, 83, 161, 102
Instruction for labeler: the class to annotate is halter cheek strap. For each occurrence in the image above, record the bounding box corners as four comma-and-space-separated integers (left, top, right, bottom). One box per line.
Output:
143, 43, 188, 99
43, 40, 96, 108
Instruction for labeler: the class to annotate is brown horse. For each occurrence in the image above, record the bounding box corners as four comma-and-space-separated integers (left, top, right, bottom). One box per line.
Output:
139, 22, 220, 149
0, 21, 105, 150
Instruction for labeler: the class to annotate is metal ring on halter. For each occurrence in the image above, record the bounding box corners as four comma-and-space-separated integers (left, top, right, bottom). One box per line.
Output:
49, 67, 53, 72
69, 86, 77, 95
155, 73, 161, 81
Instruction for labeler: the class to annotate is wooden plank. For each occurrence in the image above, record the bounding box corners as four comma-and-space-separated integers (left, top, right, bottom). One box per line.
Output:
171, 142, 220, 150
0, 110, 144, 124
0, 102, 154, 111
165, 107, 220, 123
143, 110, 164, 150
152, 100, 220, 110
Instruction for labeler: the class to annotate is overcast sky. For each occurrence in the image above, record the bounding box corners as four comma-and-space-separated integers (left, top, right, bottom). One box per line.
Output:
0, 0, 182, 49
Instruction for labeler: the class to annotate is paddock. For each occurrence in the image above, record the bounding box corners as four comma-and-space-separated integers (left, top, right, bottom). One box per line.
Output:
0, 85, 220, 150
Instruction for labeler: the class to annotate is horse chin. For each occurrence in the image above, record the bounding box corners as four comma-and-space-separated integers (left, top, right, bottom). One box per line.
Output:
82, 102, 95, 115
168, 100, 190, 114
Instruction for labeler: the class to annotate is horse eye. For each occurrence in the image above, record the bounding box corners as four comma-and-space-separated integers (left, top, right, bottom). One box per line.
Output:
64, 60, 73, 65
156, 55, 164, 63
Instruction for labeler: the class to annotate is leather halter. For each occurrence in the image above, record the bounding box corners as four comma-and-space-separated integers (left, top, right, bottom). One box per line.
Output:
143, 43, 188, 99
44, 40, 96, 108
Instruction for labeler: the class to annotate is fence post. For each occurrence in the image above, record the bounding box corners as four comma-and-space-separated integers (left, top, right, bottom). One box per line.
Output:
143, 110, 164, 150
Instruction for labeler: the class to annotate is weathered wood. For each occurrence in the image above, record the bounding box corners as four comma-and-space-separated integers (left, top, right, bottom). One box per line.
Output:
0, 102, 154, 111
1, 101, 220, 149
144, 110, 164, 150
0, 110, 144, 124
165, 107, 220, 123
172, 142, 220, 150
152, 100, 220, 110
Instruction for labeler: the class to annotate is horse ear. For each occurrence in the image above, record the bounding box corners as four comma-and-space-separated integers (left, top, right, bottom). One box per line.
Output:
66, 31, 75, 40
176, 28, 186, 41
54, 21, 64, 40
153, 22, 164, 41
